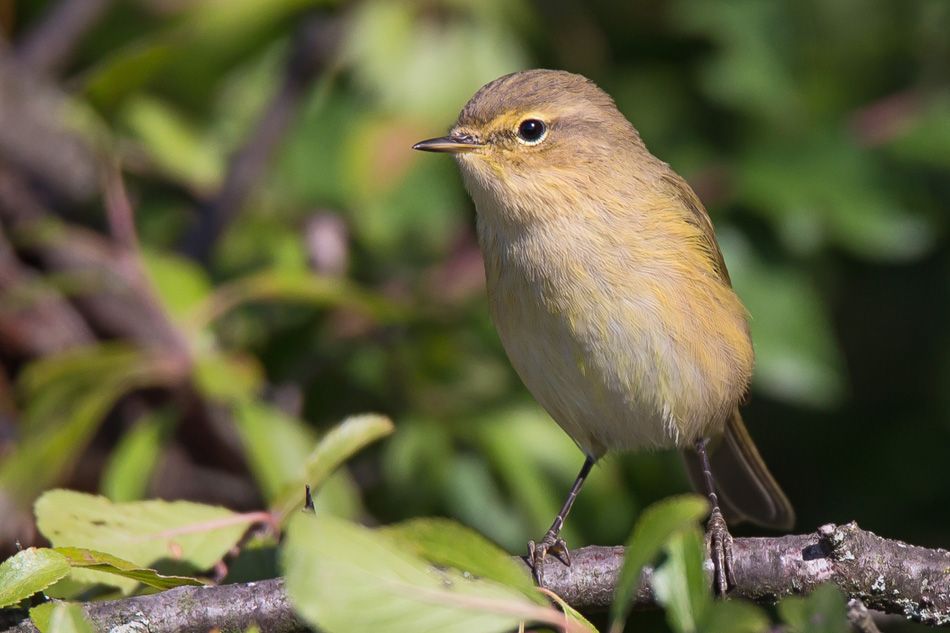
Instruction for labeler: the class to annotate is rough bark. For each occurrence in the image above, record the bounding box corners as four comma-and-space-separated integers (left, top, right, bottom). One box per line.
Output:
1, 522, 947, 633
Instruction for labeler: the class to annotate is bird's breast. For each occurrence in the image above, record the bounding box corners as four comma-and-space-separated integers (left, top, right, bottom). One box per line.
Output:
477, 213, 753, 458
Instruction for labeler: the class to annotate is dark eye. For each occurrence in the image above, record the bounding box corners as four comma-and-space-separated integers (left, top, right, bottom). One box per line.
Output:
517, 119, 547, 145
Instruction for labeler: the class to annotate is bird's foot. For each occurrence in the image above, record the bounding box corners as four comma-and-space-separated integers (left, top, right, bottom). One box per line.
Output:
527, 532, 571, 585
705, 507, 736, 595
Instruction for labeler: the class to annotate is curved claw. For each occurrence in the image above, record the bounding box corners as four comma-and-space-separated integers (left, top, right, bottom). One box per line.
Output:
705, 507, 736, 595
528, 534, 572, 585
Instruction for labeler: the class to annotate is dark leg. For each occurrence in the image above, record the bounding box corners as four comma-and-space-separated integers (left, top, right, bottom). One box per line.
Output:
528, 456, 595, 585
695, 437, 735, 594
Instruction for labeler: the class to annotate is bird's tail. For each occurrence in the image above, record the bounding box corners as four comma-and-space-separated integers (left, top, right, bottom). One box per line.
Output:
681, 410, 794, 530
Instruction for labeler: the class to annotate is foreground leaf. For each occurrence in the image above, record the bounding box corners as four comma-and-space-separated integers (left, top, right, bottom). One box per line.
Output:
31, 602, 95, 633
652, 529, 711, 633
701, 600, 770, 633
283, 514, 567, 633
55, 547, 203, 590
610, 495, 709, 633
0, 548, 70, 608
36, 490, 255, 592
539, 588, 600, 633
271, 414, 394, 522
778, 583, 849, 633
381, 517, 542, 604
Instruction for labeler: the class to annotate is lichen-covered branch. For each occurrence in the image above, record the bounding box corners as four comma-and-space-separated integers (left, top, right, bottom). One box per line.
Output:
1, 522, 947, 633
533, 521, 950, 626
0, 578, 304, 633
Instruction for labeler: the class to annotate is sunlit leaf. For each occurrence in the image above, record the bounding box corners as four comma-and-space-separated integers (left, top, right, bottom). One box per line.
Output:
0, 548, 71, 608
192, 351, 266, 404
271, 414, 394, 522
54, 547, 203, 590
186, 270, 405, 331
381, 517, 542, 603
475, 408, 593, 550
342, 1, 528, 120
540, 587, 600, 633
36, 490, 256, 593
282, 514, 564, 633
32, 602, 95, 633
122, 96, 225, 192
233, 400, 318, 501
101, 407, 177, 503
141, 250, 214, 321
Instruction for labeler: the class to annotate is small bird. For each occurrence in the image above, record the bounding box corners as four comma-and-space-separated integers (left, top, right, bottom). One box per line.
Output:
413, 69, 793, 592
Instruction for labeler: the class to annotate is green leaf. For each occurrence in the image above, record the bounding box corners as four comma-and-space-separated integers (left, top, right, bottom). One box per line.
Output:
342, 1, 528, 121
542, 589, 600, 633
55, 547, 203, 590
192, 351, 266, 404
33, 602, 95, 633
652, 529, 711, 633
701, 599, 770, 633
719, 230, 845, 409
82, 0, 326, 108
83, 40, 176, 108
381, 518, 542, 604
475, 408, 592, 549
282, 514, 563, 633
736, 132, 934, 261
1, 344, 173, 504
0, 548, 71, 608
271, 414, 394, 522
29, 603, 56, 633
121, 97, 224, 191
890, 95, 950, 169
141, 249, 214, 321
35, 490, 255, 593
186, 271, 406, 330
609, 495, 709, 633
232, 400, 318, 501
101, 407, 177, 502
777, 584, 849, 633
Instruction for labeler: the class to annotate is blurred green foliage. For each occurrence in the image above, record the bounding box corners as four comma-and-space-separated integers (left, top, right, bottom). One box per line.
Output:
2, 0, 950, 630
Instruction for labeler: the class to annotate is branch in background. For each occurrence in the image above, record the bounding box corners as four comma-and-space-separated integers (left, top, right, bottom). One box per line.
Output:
0, 224, 95, 358
0, 170, 186, 357
12, 0, 116, 75
183, 14, 340, 264
0, 54, 99, 203
1, 522, 947, 633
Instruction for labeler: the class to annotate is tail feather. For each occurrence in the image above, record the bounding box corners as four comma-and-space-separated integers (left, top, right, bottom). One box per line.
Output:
682, 410, 794, 530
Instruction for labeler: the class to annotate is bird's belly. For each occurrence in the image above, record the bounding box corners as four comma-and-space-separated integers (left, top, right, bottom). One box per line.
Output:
489, 276, 717, 459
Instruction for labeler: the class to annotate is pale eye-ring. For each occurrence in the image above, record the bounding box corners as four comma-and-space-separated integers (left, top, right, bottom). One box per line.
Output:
516, 119, 547, 145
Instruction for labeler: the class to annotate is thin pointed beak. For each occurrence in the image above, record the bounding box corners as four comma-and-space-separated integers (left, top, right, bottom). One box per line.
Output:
412, 135, 484, 154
